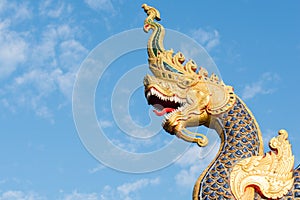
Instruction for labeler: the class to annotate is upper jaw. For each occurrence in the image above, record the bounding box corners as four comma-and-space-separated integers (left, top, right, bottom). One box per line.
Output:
145, 86, 187, 126
145, 87, 184, 104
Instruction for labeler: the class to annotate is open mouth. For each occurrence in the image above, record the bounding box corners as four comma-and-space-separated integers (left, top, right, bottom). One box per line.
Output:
145, 87, 186, 124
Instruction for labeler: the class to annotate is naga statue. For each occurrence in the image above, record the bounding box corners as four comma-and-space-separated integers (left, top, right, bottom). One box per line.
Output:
141, 4, 300, 200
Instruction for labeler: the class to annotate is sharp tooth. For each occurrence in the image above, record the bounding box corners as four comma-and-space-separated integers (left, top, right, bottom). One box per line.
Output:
175, 97, 179, 103
166, 113, 170, 120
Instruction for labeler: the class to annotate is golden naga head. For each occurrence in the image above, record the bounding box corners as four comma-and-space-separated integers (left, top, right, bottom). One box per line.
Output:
142, 4, 235, 146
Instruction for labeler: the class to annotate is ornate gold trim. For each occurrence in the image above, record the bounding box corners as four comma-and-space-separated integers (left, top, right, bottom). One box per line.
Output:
230, 130, 294, 199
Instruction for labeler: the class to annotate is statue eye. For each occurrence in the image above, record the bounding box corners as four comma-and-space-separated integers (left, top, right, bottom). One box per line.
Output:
177, 80, 190, 88
183, 80, 190, 85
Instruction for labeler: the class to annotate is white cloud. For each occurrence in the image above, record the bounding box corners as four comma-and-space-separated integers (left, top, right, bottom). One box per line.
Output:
0, 190, 100, 200
84, 0, 115, 13
63, 191, 98, 200
241, 72, 280, 100
15, 69, 61, 93
175, 162, 204, 188
39, 0, 72, 18
0, 190, 45, 200
88, 164, 106, 174
0, 177, 160, 200
174, 142, 219, 188
0, 0, 5, 12
31, 24, 88, 95
0, 5, 88, 120
98, 120, 114, 128
242, 84, 265, 100
6, 69, 63, 120
0, 1, 31, 22
175, 146, 205, 167
117, 178, 160, 199
0, 20, 28, 79
11, 2, 32, 21
8, 68, 76, 120
191, 28, 220, 52
61, 178, 161, 200
110, 138, 137, 152
31, 24, 85, 70
0, 190, 99, 200
59, 40, 87, 70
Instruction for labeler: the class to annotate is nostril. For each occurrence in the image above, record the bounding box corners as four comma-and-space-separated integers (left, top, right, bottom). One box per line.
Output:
143, 75, 151, 85
143, 78, 149, 85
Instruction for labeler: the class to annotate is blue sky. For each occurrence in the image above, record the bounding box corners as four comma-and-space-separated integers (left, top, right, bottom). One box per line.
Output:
0, 0, 300, 199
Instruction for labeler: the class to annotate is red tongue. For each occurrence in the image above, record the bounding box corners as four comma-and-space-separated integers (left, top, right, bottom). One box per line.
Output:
153, 108, 175, 116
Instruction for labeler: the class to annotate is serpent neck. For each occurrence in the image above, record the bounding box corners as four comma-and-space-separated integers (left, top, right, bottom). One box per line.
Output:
194, 97, 264, 200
